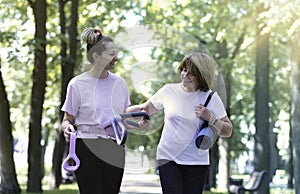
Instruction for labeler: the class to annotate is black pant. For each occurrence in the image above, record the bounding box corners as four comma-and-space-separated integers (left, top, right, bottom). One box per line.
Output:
74, 138, 125, 194
157, 160, 209, 194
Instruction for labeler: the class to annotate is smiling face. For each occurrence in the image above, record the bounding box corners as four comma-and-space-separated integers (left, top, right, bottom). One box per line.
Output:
100, 42, 118, 71
180, 63, 199, 92
178, 53, 214, 92
88, 40, 120, 78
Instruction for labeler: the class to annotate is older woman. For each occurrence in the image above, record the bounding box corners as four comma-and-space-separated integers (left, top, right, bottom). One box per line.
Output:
127, 52, 233, 194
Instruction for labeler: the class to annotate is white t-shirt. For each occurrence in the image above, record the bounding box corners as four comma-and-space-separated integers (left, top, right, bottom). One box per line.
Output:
150, 83, 227, 165
61, 72, 130, 139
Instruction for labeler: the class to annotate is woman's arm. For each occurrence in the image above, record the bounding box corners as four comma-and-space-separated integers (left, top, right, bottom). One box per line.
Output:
125, 100, 160, 130
62, 112, 76, 141
126, 99, 159, 115
209, 115, 233, 137
195, 105, 233, 137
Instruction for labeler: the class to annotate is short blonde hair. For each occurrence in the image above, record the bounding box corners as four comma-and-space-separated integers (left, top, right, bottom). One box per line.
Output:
178, 52, 215, 91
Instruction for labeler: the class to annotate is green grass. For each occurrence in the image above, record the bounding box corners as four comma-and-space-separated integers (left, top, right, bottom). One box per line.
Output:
19, 182, 295, 194
19, 181, 78, 193
17, 164, 78, 194
16, 166, 294, 194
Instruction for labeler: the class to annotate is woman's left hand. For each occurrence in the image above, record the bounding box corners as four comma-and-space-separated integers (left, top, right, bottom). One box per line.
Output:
194, 104, 213, 122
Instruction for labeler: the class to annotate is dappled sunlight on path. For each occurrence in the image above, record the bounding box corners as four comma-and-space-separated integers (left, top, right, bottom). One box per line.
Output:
119, 151, 162, 194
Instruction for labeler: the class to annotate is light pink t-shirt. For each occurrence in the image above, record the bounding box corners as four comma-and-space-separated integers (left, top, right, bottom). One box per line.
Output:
61, 72, 130, 139
150, 83, 227, 165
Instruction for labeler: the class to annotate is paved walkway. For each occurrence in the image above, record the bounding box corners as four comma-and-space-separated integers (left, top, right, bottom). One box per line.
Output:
120, 171, 162, 194
119, 151, 162, 194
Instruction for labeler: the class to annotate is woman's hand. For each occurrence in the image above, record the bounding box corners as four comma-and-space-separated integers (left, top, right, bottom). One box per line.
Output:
194, 104, 214, 122
62, 112, 76, 141
63, 124, 76, 142
195, 104, 233, 137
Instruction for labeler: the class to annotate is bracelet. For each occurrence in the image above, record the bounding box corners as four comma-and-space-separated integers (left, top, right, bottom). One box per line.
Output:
209, 117, 218, 126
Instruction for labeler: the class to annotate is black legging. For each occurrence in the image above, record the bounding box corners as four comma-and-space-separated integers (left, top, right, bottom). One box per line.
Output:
74, 138, 125, 194
158, 160, 209, 194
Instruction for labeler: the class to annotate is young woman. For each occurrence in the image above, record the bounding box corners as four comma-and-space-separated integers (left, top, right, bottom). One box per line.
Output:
127, 52, 233, 194
61, 27, 130, 194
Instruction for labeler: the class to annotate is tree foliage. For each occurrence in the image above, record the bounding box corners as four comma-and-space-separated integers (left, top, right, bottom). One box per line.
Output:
0, 0, 299, 192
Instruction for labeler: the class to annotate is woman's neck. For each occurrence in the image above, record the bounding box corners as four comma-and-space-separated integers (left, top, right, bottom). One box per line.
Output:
88, 67, 109, 79
181, 83, 196, 92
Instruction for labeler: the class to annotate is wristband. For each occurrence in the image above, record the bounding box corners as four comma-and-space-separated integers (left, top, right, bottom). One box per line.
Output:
209, 117, 217, 126
212, 118, 218, 125
209, 118, 222, 135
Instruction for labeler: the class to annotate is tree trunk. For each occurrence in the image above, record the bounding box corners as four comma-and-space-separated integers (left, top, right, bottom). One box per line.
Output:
27, 0, 47, 192
254, 6, 270, 193
269, 120, 279, 177
290, 34, 300, 194
0, 65, 21, 194
50, 0, 78, 188
209, 143, 218, 189
286, 116, 293, 189
215, 40, 232, 191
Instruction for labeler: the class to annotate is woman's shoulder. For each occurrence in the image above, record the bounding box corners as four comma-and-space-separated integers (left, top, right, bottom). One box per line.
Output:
108, 71, 122, 79
68, 72, 92, 86
209, 90, 227, 108
108, 72, 127, 84
152, 83, 181, 95
155, 83, 182, 92
164, 83, 181, 89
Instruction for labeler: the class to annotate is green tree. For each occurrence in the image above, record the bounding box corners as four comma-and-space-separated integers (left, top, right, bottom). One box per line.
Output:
255, 0, 299, 191
0, 62, 21, 194
290, 34, 300, 194
254, 2, 271, 193
0, 0, 298, 192
27, 0, 47, 192
0, 1, 30, 193
49, 0, 79, 188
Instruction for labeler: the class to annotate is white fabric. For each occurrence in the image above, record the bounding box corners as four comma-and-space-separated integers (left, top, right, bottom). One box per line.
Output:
150, 83, 227, 165
61, 72, 130, 139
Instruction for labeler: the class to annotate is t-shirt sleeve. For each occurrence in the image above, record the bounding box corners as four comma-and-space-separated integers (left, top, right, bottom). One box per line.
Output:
209, 92, 227, 119
111, 76, 131, 113
150, 84, 168, 110
61, 79, 79, 116
122, 79, 131, 110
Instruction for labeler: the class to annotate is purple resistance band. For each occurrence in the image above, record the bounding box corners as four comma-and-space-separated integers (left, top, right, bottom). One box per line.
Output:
62, 112, 150, 171
62, 132, 80, 172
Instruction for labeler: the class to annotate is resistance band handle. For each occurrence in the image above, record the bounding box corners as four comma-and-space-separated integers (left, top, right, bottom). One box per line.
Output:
112, 117, 127, 145
62, 132, 80, 172
120, 112, 150, 120
122, 112, 150, 128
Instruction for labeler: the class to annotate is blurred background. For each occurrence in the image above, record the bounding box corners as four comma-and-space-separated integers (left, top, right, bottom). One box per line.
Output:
0, 0, 299, 193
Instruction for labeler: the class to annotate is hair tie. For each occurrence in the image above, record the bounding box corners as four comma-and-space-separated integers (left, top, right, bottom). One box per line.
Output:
86, 29, 104, 51
94, 29, 103, 42
94, 29, 102, 36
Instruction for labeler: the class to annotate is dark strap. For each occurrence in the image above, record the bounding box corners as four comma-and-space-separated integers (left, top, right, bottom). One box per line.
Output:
203, 91, 215, 107
201, 91, 215, 129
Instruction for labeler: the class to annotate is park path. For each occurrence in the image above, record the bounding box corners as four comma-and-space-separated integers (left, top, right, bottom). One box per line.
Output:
120, 171, 162, 194
119, 151, 162, 194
